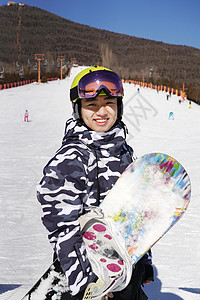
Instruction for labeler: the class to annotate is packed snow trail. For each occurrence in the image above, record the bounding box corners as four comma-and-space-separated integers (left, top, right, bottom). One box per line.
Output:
0, 66, 199, 299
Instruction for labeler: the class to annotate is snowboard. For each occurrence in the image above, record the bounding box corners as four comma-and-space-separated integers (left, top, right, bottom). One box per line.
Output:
21, 153, 191, 300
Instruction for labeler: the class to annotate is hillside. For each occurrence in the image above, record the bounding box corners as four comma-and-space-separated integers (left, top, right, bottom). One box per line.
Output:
0, 3, 200, 100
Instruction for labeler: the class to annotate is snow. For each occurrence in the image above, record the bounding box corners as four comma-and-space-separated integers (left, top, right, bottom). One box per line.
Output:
0, 66, 199, 299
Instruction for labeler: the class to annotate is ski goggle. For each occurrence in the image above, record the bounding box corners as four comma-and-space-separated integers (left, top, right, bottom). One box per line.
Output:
70, 70, 123, 102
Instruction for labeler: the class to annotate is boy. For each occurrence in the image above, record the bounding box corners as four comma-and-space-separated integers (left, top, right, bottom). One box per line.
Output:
37, 67, 153, 299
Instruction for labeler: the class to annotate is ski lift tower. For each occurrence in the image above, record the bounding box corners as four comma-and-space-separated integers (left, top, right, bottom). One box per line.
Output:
58, 56, 65, 80
34, 54, 44, 83
181, 83, 188, 99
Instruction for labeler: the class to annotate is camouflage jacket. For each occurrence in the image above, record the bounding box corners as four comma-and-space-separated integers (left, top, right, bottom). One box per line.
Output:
37, 118, 143, 295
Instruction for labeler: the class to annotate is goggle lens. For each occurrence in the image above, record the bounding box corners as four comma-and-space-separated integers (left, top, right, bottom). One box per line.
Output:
78, 70, 123, 99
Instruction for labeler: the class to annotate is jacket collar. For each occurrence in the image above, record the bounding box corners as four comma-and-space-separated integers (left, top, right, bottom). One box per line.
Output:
63, 118, 126, 156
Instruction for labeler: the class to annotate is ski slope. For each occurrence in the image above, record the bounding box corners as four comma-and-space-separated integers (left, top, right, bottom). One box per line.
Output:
0, 66, 199, 300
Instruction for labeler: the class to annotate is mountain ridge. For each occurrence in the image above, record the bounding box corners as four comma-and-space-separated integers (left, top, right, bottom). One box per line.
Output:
0, 3, 200, 101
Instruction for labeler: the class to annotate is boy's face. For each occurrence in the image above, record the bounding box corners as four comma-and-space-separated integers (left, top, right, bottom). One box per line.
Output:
81, 95, 118, 132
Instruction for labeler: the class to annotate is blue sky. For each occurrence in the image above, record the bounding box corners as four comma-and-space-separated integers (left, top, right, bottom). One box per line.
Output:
1, 0, 200, 49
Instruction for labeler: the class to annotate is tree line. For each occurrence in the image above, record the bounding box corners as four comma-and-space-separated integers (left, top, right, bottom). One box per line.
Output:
0, 4, 200, 103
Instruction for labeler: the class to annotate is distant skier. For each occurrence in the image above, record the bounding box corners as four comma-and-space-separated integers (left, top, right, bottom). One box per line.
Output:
24, 110, 29, 122
168, 112, 174, 120
189, 101, 192, 108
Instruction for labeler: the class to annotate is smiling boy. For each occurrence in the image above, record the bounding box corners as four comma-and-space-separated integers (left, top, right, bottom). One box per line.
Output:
81, 96, 118, 132
37, 66, 153, 299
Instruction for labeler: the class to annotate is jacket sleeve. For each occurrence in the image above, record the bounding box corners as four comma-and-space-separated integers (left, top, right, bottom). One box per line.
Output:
37, 147, 95, 295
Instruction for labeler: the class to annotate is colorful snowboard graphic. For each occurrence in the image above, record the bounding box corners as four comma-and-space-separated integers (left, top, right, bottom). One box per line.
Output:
22, 153, 191, 300
80, 153, 191, 298
101, 152, 191, 264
